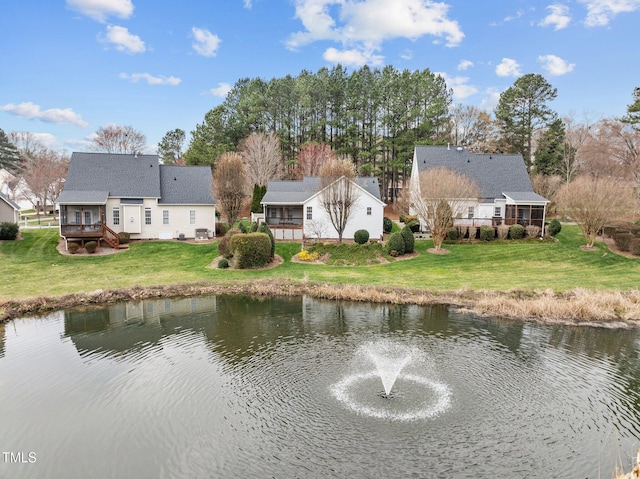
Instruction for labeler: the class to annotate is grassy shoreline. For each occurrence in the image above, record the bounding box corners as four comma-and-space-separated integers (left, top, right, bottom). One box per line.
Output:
2, 226, 640, 325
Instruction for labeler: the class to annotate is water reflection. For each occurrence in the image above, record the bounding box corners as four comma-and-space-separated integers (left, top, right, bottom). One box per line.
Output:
1, 295, 639, 478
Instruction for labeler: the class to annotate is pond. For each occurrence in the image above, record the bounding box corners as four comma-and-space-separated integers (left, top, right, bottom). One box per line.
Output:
1, 295, 639, 478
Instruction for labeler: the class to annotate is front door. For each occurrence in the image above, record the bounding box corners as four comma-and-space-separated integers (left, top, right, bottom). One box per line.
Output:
123, 205, 142, 233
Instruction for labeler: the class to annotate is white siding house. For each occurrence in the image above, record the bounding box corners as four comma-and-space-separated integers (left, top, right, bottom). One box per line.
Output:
261, 176, 385, 241
410, 145, 549, 234
56, 153, 216, 248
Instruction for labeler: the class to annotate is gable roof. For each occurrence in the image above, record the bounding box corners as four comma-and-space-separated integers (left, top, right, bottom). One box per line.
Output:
262, 176, 383, 205
413, 146, 540, 201
0, 191, 20, 211
158, 165, 215, 204
56, 152, 215, 205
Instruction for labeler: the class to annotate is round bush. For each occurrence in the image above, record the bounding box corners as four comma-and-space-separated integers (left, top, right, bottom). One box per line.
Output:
0, 222, 19, 240
354, 229, 370, 245
547, 219, 562, 237
85, 241, 98, 254
217, 258, 229, 269
447, 227, 458, 241
509, 224, 525, 240
400, 225, 414, 253
218, 228, 242, 258
383, 216, 393, 234
479, 225, 495, 242
386, 232, 405, 256
68, 242, 80, 254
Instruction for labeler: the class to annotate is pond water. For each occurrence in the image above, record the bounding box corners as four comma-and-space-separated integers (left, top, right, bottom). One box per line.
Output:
1, 295, 640, 478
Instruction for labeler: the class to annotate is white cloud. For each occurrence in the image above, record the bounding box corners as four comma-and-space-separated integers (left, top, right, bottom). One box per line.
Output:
503, 9, 526, 22
66, 0, 134, 23
579, 0, 640, 26
495, 58, 522, 77
209, 83, 232, 97
100, 25, 145, 54
539, 4, 572, 29
457, 59, 473, 71
0, 102, 89, 128
479, 88, 501, 112
400, 49, 413, 60
119, 73, 181, 85
192, 27, 221, 57
436, 72, 478, 100
286, 0, 464, 64
538, 54, 575, 75
323, 47, 384, 67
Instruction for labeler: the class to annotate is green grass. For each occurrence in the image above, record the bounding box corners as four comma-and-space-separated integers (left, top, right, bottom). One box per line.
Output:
1, 225, 640, 301
307, 242, 393, 265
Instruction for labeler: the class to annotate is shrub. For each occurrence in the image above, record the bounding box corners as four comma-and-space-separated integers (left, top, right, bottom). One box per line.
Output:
218, 228, 242, 258
85, 241, 98, 254
386, 232, 405, 257
68, 242, 80, 254
614, 232, 633, 252
118, 232, 130, 244
383, 216, 393, 234
525, 225, 541, 238
631, 238, 640, 256
250, 221, 259, 233
479, 225, 495, 242
0, 222, 19, 240
217, 258, 229, 269
407, 220, 420, 233
497, 224, 510, 240
509, 224, 525, 240
447, 227, 458, 241
238, 222, 248, 234
215, 222, 228, 237
257, 222, 275, 258
354, 229, 369, 245
230, 232, 271, 269
402, 214, 418, 225
400, 225, 414, 253
547, 219, 562, 237
299, 250, 320, 261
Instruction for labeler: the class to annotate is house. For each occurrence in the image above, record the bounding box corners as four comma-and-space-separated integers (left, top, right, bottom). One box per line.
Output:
0, 168, 32, 211
261, 176, 385, 240
0, 191, 20, 223
55, 152, 216, 248
410, 145, 548, 233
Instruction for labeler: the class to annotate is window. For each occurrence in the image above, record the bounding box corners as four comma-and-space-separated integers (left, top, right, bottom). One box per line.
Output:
494, 206, 501, 217
74, 211, 81, 224
190, 210, 196, 225
113, 208, 120, 225
163, 210, 169, 225
467, 206, 474, 219
367, 207, 372, 216
270, 208, 277, 219
145, 208, 151, 225
84, 211, 92, 225
306, 206, 313, 220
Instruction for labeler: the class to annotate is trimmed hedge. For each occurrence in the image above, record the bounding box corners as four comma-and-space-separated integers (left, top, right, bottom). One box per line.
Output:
547, 219, 561, 237
400, 225, 414, 253
447, 227, 458, 241
386, 232, 405, 256
118, 232, 130, 244
217, 258, 229, 269
257, 222, 275, 258
85, 241, 98, 254
230, 232, 271, 269
614, 232, 634, 252
354, 229, 369, 245
509, 224, 525, 240
68, 242, 80, 254
497, 224, 510, 240
631, 238, 640, 256
0, 222, 19, 240
479, 225, 495, 242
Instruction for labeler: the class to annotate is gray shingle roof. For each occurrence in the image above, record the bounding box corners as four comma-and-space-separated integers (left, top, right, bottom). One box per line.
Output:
158, 165, 215, 204
262, 176, 382, 204
0, 191, 20, 210
503, 191, 548, 203
57, 152, 215, 205
414, 146, 538, 200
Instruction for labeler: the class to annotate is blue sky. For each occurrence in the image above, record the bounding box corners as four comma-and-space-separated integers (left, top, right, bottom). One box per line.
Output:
1, 0, 639, 154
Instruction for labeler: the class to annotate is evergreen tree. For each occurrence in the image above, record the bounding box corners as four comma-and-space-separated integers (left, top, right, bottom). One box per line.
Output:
534, 119, 565, 175
622, 87, 640, 131
0, 129, 21, 173
158, 128, 185, 164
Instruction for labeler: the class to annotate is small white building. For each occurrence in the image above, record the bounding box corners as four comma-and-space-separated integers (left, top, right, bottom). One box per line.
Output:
261, 176, 386, 241
410, 145, 548, 234
55, 152, 216, 247
0, 191, 20, 223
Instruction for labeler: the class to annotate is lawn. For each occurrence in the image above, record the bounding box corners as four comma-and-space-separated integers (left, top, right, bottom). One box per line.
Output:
1, 225, 640, 302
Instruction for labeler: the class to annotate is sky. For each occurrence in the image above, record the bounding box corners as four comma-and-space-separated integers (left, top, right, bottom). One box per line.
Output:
1, 0, 639, 154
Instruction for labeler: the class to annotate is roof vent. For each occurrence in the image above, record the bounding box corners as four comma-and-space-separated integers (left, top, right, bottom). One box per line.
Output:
174, 177, 177, 181
456, 146, 463, 152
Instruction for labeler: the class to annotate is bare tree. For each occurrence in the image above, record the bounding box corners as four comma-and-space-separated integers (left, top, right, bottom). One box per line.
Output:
447, 105, 497, 151
212, 152, 248, 226
21, 148, 69, 216
530, 173, 562, 214
239, 132, 284, 186
92, 125, 147, 154
318, 158, 358, 244
411, 166, 480, 251
556, 175, 637, 248
293, 142, 336, 179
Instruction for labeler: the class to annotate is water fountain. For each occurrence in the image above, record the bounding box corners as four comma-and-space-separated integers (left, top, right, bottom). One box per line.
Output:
330, 339, 452, 421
